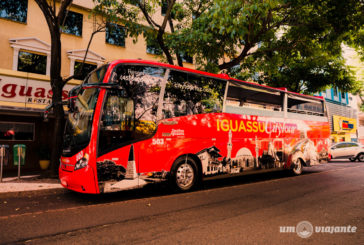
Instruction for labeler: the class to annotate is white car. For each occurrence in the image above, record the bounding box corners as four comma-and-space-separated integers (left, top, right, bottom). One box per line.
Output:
329, 142, 364, 162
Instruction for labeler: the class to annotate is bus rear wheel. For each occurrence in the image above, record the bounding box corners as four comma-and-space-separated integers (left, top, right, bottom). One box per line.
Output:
170, 156, 199, 192
292, 159, 303, 175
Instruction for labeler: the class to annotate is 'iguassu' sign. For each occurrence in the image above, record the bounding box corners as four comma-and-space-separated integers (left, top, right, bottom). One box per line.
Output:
0, 75, 74, 108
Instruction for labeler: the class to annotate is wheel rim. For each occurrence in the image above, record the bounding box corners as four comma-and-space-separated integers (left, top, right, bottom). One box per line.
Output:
293, 160, 302, 174
176, 163, 194, 189
359, 155, 364, 161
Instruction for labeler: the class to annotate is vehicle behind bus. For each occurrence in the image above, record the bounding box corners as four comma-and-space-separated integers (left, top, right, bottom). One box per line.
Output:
59, 60, 330, 194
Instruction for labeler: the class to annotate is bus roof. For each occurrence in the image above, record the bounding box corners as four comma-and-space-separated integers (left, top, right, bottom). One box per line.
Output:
110, 59, 229, 80
110, 59, 325, 102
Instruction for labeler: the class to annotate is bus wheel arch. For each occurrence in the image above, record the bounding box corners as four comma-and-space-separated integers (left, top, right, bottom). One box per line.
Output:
169, 154, 202, 192
291, 157, 304, 175
290, 151, 305, 175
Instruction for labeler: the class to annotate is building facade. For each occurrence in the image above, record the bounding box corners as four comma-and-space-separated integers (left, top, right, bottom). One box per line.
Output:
317, 88, 358, 143
342, 45, 364, 145
359, 113, 364, 144
0, 0, 194, 173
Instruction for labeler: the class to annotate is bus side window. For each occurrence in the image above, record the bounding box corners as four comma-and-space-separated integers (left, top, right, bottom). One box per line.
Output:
192, 75, 225, 114
162, 71, 225, 119
225, 81, 283, 113
287, 95, 324, 116
163, 70, 189, 118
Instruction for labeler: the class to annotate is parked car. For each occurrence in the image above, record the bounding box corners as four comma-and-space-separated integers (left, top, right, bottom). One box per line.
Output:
329, 142, 364, 162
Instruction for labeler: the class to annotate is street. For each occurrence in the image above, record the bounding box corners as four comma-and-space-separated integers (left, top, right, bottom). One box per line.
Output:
0, 160, 363, 244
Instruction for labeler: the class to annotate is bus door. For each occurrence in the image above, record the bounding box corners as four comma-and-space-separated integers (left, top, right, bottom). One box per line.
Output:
96, 91, 143, 192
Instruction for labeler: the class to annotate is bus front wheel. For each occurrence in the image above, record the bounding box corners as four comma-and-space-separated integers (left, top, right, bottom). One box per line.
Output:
170, 156, 199, 192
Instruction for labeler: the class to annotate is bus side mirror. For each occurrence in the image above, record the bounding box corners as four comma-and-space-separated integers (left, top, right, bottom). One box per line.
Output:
43, 103, 53, 121
68, 86, 81, 112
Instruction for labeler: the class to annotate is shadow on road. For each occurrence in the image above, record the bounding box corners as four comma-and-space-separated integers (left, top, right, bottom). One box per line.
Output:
67, 160, 364, 204
5, 162, 357, 217
64, 168, 319, 205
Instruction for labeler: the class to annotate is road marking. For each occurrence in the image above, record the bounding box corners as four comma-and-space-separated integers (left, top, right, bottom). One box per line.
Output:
0, 164, 363, 220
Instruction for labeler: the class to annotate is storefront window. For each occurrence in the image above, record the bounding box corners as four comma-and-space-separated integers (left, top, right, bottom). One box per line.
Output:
0, 0, 28, 23
179, 51, 193, 64
0, 122, 34, 141
161, 0, 168, 15
62, 10, 83, 36
17, 51, 47, 75
74, 61, 97, 81
333, 88, 338, 97
146, 38, 163, 55
106, 23, 125, 47
341, 92, 346, 100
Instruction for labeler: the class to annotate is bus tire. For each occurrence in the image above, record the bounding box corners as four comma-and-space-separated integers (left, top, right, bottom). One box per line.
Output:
170, 156, 199, 192
292, 158, 303, 175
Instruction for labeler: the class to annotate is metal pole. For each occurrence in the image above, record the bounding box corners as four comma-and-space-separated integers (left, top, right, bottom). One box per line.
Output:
17, 146, 21, 180
0, 147, 3, 183
283, 92, 287, 118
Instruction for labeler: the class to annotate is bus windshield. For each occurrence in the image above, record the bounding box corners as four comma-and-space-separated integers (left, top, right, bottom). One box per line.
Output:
63, 65, 108, 156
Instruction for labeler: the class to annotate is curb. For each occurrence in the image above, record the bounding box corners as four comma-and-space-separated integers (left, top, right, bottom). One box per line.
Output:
0, 188, 68, 199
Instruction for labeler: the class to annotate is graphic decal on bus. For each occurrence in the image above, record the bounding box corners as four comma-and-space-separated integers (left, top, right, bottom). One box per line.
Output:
195, 124, 328, 177
95, 116, 329, 193
98, 145, 146, 192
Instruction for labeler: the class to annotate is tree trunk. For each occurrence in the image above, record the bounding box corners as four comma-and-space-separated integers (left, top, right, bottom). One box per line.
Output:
50, 103, 65, 176
34, 0, 73, 177
49, 29, 65, 176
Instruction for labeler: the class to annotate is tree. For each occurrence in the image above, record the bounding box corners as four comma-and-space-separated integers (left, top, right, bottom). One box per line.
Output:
234, 29, 360, 94
34, 0, 73, 175
252, 0, 363, 93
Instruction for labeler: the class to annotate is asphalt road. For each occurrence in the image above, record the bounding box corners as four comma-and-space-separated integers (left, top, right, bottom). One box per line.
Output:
0, 160, 363, 244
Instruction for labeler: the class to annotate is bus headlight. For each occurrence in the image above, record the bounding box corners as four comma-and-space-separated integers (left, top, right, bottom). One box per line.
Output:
74, 153, 89, 171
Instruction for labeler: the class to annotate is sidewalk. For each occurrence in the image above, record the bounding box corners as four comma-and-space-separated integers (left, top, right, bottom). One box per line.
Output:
0, 175, 65, 198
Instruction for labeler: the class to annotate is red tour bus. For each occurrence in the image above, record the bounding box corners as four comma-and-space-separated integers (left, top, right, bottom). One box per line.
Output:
59, 59, 330, 194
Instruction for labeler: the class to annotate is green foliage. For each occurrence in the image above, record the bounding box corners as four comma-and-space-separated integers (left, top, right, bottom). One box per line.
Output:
238, 36, 361, 94
93, 0, 364, 94
348, 28, 364, 62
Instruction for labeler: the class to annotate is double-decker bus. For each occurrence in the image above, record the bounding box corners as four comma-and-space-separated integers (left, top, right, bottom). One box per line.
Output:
59, 60, 330, 194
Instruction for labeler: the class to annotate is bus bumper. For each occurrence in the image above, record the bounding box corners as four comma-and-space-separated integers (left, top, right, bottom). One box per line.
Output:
59, 165, 99, 194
